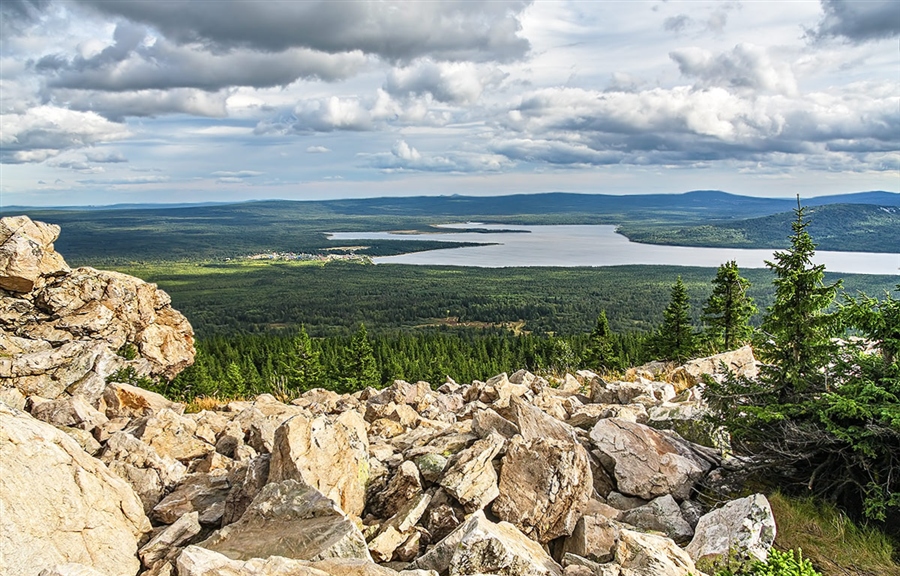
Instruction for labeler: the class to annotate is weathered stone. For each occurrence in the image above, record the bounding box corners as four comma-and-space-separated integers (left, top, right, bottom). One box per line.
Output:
686, 493, 776, 564
369, 460, 423, 518
0, 402, 150, 576
126, 408, 214, 462
501, 394, 580, 444
152, 471, 232, 525
413, 510, 562, 576
99, 431, 187, 513
269, 410, 369, 517
614, 528, 697, 576
589, 419, 705, 500
620, 494, 694, 544
30, 394, 109, 431
561, 514, 619, 563
472, 407, 520, 439
177, 546, 329, 576
368, 492, 432, 562
0, 215, 68, 293
680, 499, 704, 529
671, 345, 758, 392
221, 454, 271, 526
492, 435, 592, 543
200, 479, 371, 562
414, 452, 448, 483
139, 511, 202, 568
439, 432, 504, 512
103, 381, 184, 419
38, 565, 108, 576
568, 404, 649, 428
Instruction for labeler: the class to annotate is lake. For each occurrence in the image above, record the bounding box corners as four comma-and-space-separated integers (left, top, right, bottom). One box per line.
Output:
328, 224, 900, 276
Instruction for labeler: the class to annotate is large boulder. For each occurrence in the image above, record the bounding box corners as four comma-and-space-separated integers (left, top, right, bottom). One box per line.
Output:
268, 410, 369, 517
620, 494, 694, 545
613, 529, 697, 576
0, 402, 151, 576
491, 435, 592, 543
413, 510, 563, 576
589, 419, 706, 500
0, 215, 68, 293
671, 345, 758, 391
199, 479, 371, 562
438, 432, 504, 512
686, 493, 776, 564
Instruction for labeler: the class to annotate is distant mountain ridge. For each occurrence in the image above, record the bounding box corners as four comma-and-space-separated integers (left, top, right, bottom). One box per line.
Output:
5, 190, 898, 263
5, 190, 898, 215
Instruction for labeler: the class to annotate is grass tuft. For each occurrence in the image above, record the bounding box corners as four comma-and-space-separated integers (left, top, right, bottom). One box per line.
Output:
768, 492, 899, 576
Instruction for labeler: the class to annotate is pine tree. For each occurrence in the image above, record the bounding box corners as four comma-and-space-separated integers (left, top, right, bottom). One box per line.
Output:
342, 323, 379, 391
279, 325, 322, 394
654, 276, 696, 362
702, 260, 757, 351
757, 200, 840, 396
584, 310, 618, 372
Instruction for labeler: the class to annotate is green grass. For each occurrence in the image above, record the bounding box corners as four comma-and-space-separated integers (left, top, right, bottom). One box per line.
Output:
768, 493, 899, 576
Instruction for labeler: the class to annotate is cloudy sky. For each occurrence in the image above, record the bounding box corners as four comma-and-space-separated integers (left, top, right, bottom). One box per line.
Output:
1, 0, 898, 207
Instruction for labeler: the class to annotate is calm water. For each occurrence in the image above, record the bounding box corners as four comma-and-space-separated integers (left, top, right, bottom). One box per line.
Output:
328, 224, 900, 276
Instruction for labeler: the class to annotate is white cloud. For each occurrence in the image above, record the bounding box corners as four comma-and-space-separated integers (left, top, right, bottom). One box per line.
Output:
670, 44, 798, 95
0, 105, 131, 163
306, 146, 331, 153
385, 60, 506, 104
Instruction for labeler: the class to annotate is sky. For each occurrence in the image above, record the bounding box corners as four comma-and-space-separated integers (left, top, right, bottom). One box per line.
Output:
0, 0, 898, 207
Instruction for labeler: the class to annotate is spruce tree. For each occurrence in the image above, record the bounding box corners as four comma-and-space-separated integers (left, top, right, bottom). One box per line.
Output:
757, 200, 840, 396
654, 276, 696, 362
280, 325, 322, 394
584, 310, 617, 372
702, 260, 757, 351
342, 323, 379, 391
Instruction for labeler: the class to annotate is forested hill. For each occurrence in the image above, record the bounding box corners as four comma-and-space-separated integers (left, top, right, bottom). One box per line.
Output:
618, 203, 900, 253
5, 190, 898, 263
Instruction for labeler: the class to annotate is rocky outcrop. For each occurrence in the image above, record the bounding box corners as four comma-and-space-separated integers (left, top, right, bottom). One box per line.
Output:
0, 216, 194, 404
0, 402, 151, 576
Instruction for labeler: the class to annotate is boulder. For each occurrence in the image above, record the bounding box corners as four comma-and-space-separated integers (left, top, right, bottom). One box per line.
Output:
268, 410, 369, 517
139, 511, 202, 568
125, 408, 213, 463
30, 394, 109, 431
177, 546, 328, 576
492, 435, 592, 543
501, 394, 579, 444
151, 471, 232, 526
561, 514, 619, 563
686, 493, 776, 564
199, 479, 371, 562
438, 432, 504, 512
671, 345, 758, 391
413, 510, 563, 576
620, 495, 694, 544
368, 459, 423, 518
38, 566, 108, 576
102, 381, 184, 419
99, 431, 187, 513
589, 419, 705, 500
613, 529, 697, 576
0, 215, 68, 293
0, 402, 150, 576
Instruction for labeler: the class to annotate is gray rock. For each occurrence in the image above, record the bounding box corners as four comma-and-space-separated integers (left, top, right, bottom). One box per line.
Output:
413, 510, 562, 576
139, 511, 202, 568
199, 479, 372, 562
620, 494, 694, 544
589, 418, 705, 500
686, 493, 776, 564
439, 432, 504, 512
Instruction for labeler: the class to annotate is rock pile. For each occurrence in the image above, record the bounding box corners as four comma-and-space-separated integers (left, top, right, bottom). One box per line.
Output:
0, 216, 776, 576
